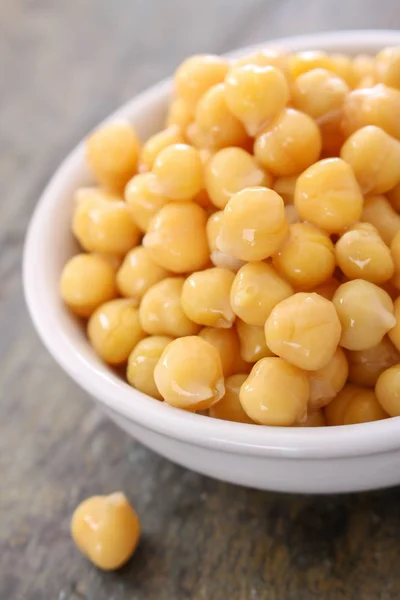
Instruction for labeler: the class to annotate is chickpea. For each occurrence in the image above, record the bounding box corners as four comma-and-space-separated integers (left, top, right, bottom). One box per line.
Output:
325, 385, 387, 426
88, 299, 145, 365
210, 374, 255, 423
330, 53, 355, 87
236, 320, 274, 363
230, 262, 293, 326
198, 327, 241, 377
376, 364, 400, 417
343, 84, 400, 140
60, 253, 117, 317
143, 202, 209, 273
74, 186, 123, 204
388, 183, 400, 212
124, 173, 169, 232
388, 297, 400, 351
194, 83, 249, 150
273, 222, 335, 289
116, 247, 170, 300
273, 176, 297, 205
295, 410, 326, 427
206, 211, 245, 272
348, 337, 400, 387
166, 97, 194, 130
71, 492, 140, 571
254, 108, 322, 177
319, 111, 347, 157
205, 147, 272, 210
294, 158, 363, 233
93, 252, 123, 272
265, 293, 341, 371
234, 48, 289, 75
340, 126, 400, 195
217, 187, 288, 261
311, 277, 340, 301
127, 336, 172, 400
139, 125, 185, 172
239, 357, 309, 426
376, 47, 400, 89
308, 347, 348, 410
324, 384, 359, 425
139, 277, 200, 337
289, 51, 336, 78
72, 196, 141, 255
185, 121, 211, 149
291, 68, 349, 120
154, 336, 224, 410
152, 144, 203, 200
86, 121, 140, 192
224, 64, 289, 136
181, 268, 235, 328
174, 54, 229, 106
352, 54, 376, 88
332, 280, 395, 351
362, 195, 400, 245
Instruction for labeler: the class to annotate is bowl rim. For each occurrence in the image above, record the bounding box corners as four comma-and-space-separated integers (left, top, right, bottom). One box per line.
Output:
24, 29, 400, 460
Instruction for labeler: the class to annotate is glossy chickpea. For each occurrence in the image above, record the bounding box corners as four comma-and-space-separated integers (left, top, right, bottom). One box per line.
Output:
362, 195, 400, 245
138, 125, 185, 172
376, 365, 400, 417
88, 299, 145, 365
152, 144, 203, 200
60, 254, 117, 317
234, 47, 289, 74
93, 252, 123, 272
254, 108, 321, 177
143, 202, 209, 273
388, 297, 400, 351
291, 68, 349, 120
289, 51, 336, 78
205, 147, 272, 210
388, 183, 400, 212
116, 247, 170, 301
86, 121, 140, 192
308, 347, 348, 410
236, 320, 274, 363
72, 196, 141, 255
311, 277, 340, 301
124, 173, 169, 232
273, 176, 297, 205
239, 357, 309, 426
206, 211, 245, 272
154, 336, 224, 410
294, 158, 363, 233
71, 492, 140, 571
181, 268, 235, 328
376, 47, 400, 89
198, 327, 241, 377
139, 277, 200, 337
166, 97, 194, 130
273, 222, 335, 289
127, 336, 172, 400
194, 83, 248, 150
74, 186, 123, 204
340, 126, 400, 195
332, 280, 395, 351
348, 337, 400, 387
217, 187, 288, 261
325, 385, 387, 426
210, 374, 255, 423
330, 53, 355, 87
174, 54, 229, 106
265, 293, 341, 371
230, 262, 293, 326
343, 84, 400, 139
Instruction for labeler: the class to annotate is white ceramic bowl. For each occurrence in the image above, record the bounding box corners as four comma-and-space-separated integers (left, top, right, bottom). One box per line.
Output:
24, 30, 400, 494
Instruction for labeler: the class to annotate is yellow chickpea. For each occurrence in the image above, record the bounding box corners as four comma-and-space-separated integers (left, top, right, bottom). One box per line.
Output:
343, 84, 400, 140
330, 53, 355, 87
289, 51, 336, 78
324, 384, 359, 425
388, 297, 400, 351
194, 83, 248, 150
210, 374, 255, 423
206, 211, 245, 272
388, 183, 400, 212
234, 47, 289, 74
205, 147, 272, 210
72, 196, 141, 255
239, 357, 309, 426
230, 262, 293, 326
60, 254, 117, 318
265, 293, 341, 371
254, 108, 322, 177
294, 158, 363, 233
340, 126, 400, 195
273, 222, 335, 289
124, 172, 169, 232
311, 277, 341, 301
152, 143, 203, 200
138, 125, 185, 172
93, 252, 123, 272
198, 327, 241, 377
86, 121, 140, 192
217, 187, 288, 261
143, 202, 209, 273
291, 68, 349, 120
362, 195, 400, 245
273, 176, 297, 205
325, 384, 387, 426
376, 47, 400, 89
376, 364, 400, 417
139, 277, 200, 337
332, 280, 395, 351
224, 64, 289, 135
174, 54, 229, 106
166, 97, 194, 130
71, 492, 140, 571
295, 409, 326, 427
348, 337, 400, 387
116, 247, 170, 300
308, 347, 348, 410
352, 54, 376, 88
127, 336, 172, 400
181, 268, 235, 328
236, 320, 274, 363
74, 186, 123, 204
88, 299, 145, 365
319, 111, 347, 158
154, 336, 224, 411
335, 223, 394, 285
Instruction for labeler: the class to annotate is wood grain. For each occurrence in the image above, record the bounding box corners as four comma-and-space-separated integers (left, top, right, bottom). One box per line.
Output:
2, 1, 400, 598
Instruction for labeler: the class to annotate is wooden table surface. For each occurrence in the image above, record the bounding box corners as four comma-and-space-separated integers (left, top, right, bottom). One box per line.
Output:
2, 2, 400, 598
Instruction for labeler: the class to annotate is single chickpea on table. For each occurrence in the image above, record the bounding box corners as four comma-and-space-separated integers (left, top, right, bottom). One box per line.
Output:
59, 46, 400, 568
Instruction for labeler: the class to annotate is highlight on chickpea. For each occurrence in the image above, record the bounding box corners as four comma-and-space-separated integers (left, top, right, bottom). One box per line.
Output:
61, 46, 400, 432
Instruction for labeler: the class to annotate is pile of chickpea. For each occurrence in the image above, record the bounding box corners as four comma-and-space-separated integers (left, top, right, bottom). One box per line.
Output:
61, 46, 400, 432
